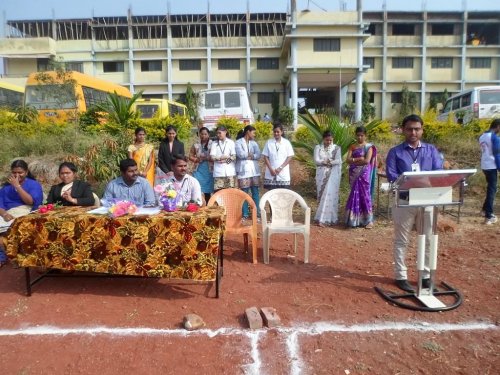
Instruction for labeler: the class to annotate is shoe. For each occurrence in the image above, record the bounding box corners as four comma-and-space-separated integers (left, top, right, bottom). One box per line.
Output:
395, 279, 415, 293
421, 278, 438, 293
485, 215, 498, 225
365, 222, 374, 229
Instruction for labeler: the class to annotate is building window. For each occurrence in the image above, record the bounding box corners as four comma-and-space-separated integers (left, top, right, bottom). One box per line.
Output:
470, 57, 491, 69
366, 24, 376, 35
218, 59, 240, 70
352, 93, 374, 103
391, 92, 402, 103
257, 58, 279, 70
65, 62, 83, 73
141, 94, 163, 99
103, 61, 124, 73
37, 58, 50, 72
431, 24, 454, 35
392, 57, 414, 69
141, 60, 162, 72
431, 57, 453, 69
392, 24, 415, 36
363, 57, 375, 69
313, 38, 341, 52
257, 92, 274, 104
179, 59, 201, 71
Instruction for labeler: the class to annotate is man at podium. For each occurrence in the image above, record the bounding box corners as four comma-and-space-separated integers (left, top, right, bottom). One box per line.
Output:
386, 114, 443, 293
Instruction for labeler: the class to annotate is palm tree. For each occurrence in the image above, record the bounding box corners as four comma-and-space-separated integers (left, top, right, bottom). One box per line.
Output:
292, 109, 381, 172
97, 90, 143, 127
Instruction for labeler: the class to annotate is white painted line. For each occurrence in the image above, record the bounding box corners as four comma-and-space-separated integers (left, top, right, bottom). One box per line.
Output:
286, 331, 303, 375
0, 321, 496, 337
241, 331, 262, 375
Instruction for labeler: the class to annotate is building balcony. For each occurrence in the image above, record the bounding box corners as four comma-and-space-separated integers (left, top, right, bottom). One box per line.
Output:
0, 37, 56, 58
426, 35, 462, 47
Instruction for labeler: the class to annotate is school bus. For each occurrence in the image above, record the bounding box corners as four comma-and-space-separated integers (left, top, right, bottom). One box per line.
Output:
133, 98, 187, 119
24, 71, 132, 123
0, 81, 25, 113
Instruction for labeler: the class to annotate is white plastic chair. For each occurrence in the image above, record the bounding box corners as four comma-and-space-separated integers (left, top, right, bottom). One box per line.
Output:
259, 189, 311, 264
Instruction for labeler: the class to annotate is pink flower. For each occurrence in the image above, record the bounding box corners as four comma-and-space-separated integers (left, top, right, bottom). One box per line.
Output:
154, 184, 165, 193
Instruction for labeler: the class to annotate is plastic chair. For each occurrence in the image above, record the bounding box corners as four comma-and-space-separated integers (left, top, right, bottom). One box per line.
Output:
207, 188, 259, 264
259, 189, 311, 264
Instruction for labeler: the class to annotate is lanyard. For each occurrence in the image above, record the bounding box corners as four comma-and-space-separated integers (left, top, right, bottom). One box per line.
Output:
275, 140, 280, 153
218, 140, 227, 155
406, 146, 421, 163
172, 177, 187, 194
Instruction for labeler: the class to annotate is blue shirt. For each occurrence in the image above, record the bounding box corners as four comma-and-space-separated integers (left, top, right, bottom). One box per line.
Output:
0, 178, 44, 210
102, 176, 155, 206
386, 142, 443, 183
493, 132, 500, 170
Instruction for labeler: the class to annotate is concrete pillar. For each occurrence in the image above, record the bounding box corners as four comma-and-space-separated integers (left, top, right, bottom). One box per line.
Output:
127, 8, 135, 94
421, 11, 427, 113
354, 0, 363, 122
290, 0, 298, 129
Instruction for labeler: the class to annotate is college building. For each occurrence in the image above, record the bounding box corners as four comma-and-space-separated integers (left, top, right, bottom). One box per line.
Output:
0, 1, 499, 125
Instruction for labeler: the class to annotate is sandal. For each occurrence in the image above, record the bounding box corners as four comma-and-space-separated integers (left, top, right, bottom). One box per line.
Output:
365, 222, 374, 229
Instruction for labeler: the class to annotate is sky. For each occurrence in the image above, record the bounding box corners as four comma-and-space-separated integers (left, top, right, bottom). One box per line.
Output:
1, 0, 499, 21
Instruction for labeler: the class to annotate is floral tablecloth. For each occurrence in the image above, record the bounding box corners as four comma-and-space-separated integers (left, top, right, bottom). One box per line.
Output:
5, 206, 225, 281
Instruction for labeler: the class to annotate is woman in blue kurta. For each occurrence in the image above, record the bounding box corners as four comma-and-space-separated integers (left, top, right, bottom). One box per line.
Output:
0, 159, 43, 266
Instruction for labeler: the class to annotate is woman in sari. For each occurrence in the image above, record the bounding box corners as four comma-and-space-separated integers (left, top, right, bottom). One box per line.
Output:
128, 127, 155, 187
189, 127, 214, 203
314, 131, 342, 227
345, 126, 377, 229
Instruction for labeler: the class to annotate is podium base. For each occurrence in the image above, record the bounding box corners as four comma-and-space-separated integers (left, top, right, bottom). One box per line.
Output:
374, 281, 463, 312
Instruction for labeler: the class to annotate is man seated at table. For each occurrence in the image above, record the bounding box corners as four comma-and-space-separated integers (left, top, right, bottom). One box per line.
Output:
165, 155, 203, 205
102, 158, 156, 206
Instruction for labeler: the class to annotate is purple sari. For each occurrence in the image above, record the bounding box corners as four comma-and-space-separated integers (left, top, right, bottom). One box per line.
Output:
345, 144, 377, 227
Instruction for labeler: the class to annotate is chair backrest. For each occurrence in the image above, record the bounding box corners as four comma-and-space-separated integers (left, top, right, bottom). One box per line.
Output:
207, 188, 256, 229
93, 193, 101, 207
259, 189, 309, 226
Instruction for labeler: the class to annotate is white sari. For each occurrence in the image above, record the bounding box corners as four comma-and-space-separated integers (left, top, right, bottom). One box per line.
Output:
313, 143, 342, 225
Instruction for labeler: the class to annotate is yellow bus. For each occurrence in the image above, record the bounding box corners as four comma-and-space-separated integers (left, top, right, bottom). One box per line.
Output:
24, 71, 132, 123
133, 98, 187, 119
0, 81, 25, 112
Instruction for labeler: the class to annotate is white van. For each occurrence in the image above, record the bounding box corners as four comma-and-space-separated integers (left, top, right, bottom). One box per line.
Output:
438, 86, 500, 123
198, 87, 255, 130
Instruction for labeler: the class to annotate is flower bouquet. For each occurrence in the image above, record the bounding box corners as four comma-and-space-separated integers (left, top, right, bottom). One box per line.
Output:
38, 202, 62, 214
155, 182, 179, 212
108, 200, 137, 218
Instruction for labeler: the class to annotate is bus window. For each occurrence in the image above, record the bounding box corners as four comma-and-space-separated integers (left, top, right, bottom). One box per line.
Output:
480, 90, 500, 104
452, 97, 461, 110
461, 93, 471, 107
136, 104, 159, 118
205, 93, 221, 109
25, 84, 76, 110
0, 86, 24, 110
225, 91, 240, 108
443, 100, 452, 114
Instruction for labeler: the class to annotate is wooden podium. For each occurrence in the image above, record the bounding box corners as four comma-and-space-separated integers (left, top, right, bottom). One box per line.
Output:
375, 169, 476, 312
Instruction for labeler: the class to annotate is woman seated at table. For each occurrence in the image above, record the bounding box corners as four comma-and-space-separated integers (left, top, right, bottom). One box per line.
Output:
46, 162, 95, 206
0, 159, 44, 266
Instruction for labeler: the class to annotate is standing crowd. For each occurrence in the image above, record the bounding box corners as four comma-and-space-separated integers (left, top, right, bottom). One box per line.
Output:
0, 115, 498, 292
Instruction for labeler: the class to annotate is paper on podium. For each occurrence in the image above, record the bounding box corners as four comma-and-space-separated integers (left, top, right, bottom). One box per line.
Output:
393, 169, 477, 190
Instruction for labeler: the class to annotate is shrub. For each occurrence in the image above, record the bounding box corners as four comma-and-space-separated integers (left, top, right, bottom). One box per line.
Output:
129, 114, 192, 142
216, 116, 244, 139
254, 120, 273, 141
293, 125, 316, 145
367, 120, 396, 143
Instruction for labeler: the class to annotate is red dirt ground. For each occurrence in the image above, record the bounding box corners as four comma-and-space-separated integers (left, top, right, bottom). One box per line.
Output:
0, 202, 499, 374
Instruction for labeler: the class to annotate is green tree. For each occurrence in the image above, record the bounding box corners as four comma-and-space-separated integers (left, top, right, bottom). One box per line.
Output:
428, 89, 450, 110
361, 81, 375, 122
271, 90, 280, 122
278, 106, 294, 129
396, 84, 418, 122
185, 82, 198, 122
96, 90, 142, 128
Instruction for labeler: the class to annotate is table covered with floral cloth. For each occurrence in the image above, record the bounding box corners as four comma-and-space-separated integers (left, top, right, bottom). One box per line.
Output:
5, 206, 225, 282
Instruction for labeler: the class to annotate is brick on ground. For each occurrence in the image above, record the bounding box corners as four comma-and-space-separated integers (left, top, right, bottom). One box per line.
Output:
260, 307, 281, 328
245, 306, 263, 329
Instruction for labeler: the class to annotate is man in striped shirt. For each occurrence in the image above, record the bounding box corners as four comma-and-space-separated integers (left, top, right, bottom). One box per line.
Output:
102, 159, 156, 206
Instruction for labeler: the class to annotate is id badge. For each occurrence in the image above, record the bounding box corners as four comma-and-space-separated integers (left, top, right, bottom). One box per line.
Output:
411, 162, 420, 172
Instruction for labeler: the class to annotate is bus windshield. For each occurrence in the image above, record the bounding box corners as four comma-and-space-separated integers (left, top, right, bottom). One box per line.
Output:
136, 104, 159, 118
25, 84, 76, 110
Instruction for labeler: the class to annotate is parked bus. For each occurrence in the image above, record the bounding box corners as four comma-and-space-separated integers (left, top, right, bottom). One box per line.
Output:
0, 81, 24, 112
197, 87, 254, 130
438, 86, 500, 123
133, 98, 187, 119
24, 71, 132, 123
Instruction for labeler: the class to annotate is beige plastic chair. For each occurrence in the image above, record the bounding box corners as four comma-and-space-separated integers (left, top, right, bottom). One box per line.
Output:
207, 188, 259, 264
93, 193, 101, 207
259, 189, 311, 264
